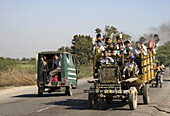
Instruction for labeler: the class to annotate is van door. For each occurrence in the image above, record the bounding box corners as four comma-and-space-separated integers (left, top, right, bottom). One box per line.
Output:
67, 54, 77, 87
37, 54, 43, 87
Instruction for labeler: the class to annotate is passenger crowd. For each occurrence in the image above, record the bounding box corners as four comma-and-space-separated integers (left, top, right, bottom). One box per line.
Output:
93, 33, 165, 87
93, 33, 159, 57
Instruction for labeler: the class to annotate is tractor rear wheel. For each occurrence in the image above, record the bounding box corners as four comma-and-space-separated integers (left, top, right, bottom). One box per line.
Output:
143, 84, 150, 104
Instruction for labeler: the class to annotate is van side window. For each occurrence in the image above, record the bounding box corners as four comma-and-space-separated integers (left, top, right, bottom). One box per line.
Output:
66, 54, 70, 65
68, 55, 73, 66
72, 56, 75, 66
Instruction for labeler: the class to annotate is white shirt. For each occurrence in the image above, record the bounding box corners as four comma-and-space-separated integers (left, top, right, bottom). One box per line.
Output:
161, 64, 165, 69
123, 61, 139, 75
100, 57, 114, 64
133, 47, 141, 55
133, 46, 147, 56
94, 45, 105, 55
141, 44, 148, 55
116, 44, 125, 49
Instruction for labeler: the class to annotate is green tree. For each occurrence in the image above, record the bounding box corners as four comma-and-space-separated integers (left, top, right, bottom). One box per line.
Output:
95, 25, 131, 43
58, 46, 65, 51
155, 41, 170, 66
58, 46, 73, 53
71, 35, 93, 65
95, 28, 101, 34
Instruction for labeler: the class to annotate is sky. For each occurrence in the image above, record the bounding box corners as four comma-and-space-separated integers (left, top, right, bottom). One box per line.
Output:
0, 0, 170, 58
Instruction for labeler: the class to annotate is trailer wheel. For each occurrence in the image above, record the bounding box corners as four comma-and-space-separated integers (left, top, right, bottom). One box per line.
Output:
65, 84, 72, 96
88, 93, 97, 109
143, 84, 150, 104
129, 87, 137, 110
38, 87, 44, 97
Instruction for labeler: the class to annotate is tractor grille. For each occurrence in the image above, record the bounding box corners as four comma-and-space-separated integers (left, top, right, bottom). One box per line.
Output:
100, 66, 118, 82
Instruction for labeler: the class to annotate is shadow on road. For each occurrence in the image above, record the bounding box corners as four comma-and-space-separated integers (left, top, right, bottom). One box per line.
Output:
45, 99, 131, 110
12, 93, 66, 98
163, 79, 170, 82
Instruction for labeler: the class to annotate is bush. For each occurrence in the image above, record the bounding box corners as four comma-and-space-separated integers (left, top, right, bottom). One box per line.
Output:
0, 57, 21, 71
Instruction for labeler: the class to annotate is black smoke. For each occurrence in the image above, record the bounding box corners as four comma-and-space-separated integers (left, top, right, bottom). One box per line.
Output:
150, 21, 170, 45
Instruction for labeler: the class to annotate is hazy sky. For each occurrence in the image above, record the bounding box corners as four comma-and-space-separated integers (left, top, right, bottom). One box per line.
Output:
0, 0, 170, 58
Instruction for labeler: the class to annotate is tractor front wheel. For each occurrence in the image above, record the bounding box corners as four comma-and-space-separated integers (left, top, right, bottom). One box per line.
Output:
129, 87, 137, 110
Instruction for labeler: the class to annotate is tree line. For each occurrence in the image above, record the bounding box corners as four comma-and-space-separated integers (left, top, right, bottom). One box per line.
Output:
155, 41, 170, 66
58, 25, 170, 66
58, 25, 131, 65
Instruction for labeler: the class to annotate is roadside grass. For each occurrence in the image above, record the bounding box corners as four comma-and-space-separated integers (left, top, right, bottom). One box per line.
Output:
16, 64, 36, 74
0, 68, 36, 87
77, 64, 93, 79
0, 57, 93, 88
0, 57, 37, 87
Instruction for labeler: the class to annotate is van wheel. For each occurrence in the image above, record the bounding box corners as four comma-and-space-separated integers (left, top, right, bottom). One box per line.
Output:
38, 87, 44, 97
72, 86, 77, 89
129, 87, 137, 110
65, 84, 72, 96
143, 84, 150, 104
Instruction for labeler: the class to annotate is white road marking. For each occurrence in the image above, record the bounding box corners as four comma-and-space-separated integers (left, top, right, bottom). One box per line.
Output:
36, 105, 56, 113
35, 92, 86, 113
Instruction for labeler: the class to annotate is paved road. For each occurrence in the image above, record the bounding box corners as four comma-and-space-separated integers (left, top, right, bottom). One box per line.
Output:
0, 71, 170, 116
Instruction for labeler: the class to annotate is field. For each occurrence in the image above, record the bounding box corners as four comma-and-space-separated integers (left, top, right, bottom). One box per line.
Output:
77, 64, 93, 79
0, 57, 92, 88
0, 57, 37, 88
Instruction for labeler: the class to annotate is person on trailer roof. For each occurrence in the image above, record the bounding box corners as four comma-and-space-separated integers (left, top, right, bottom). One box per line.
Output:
94, 40, 105, 55
133, 41, 147, 56
104, 37, 112, 49
105, 42, 115, 53
115, 34, 125, 49
148, 34, 159, 55
139, 37, 148, 55
94, 34, 105, 47
116, 43, 126, 55
124, 40, 133, 52
122, 55, 139, 78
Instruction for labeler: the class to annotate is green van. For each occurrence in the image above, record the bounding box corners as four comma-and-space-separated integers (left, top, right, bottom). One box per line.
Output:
37, 51, 78, 96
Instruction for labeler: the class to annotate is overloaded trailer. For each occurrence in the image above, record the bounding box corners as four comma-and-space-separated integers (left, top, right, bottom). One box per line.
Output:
84, 49, 155, 110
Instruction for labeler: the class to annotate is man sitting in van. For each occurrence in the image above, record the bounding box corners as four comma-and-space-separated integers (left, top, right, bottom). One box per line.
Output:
48, 53, 61, 85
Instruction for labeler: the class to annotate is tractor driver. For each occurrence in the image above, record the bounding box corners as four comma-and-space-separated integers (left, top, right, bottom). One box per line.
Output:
122, 55, 139, 79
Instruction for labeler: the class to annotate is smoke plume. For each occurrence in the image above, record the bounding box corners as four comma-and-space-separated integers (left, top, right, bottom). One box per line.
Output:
150, 21, 170, 45
141, 21, 170, 45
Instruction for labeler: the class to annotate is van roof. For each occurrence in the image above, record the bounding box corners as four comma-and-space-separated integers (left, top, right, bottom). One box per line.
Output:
38, 51, 73, 55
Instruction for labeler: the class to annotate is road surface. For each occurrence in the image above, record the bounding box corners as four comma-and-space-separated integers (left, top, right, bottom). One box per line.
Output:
0, 71, 170, 116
